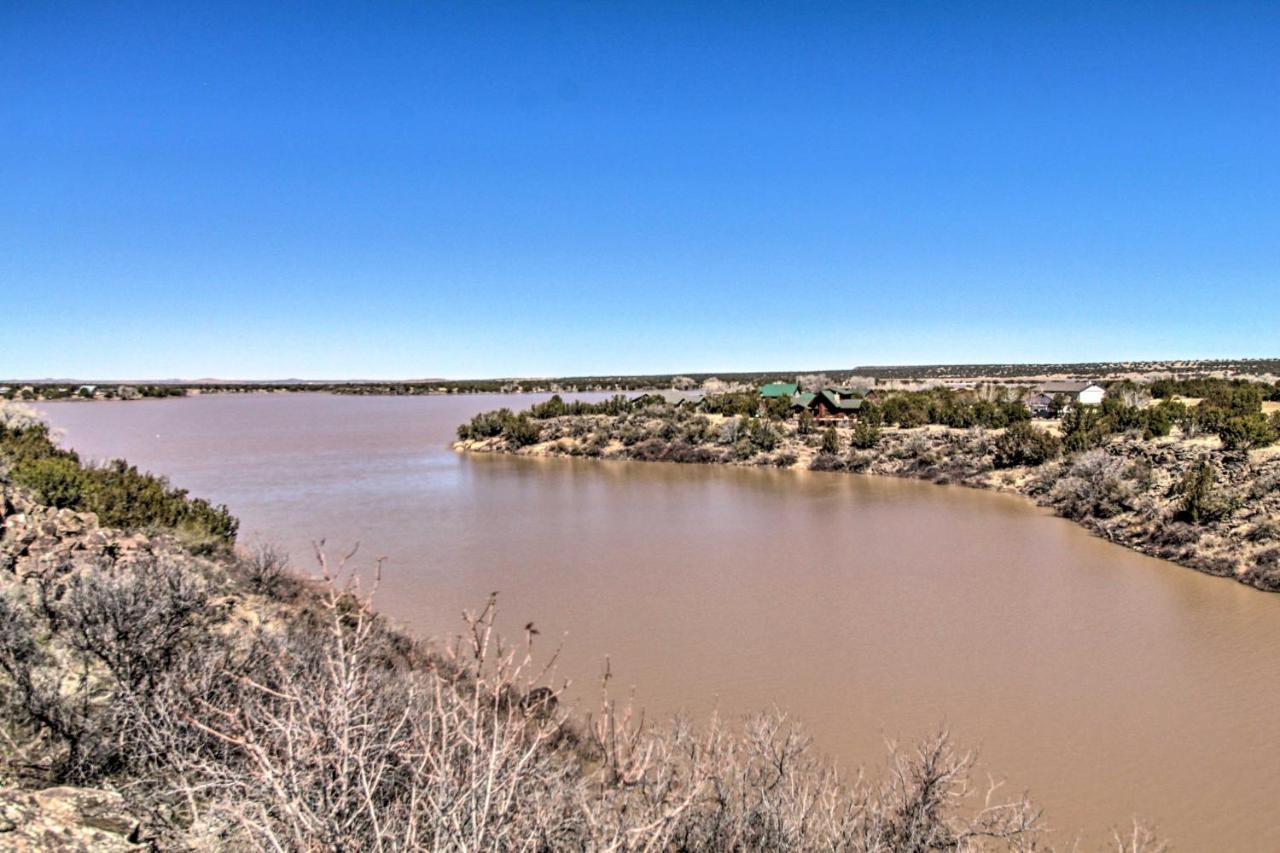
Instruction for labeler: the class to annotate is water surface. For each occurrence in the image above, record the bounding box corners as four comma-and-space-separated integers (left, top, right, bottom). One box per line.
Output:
42, 393, 1280, 850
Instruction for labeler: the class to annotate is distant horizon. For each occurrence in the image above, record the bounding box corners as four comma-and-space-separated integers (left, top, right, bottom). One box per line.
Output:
7, 355, 1280, 387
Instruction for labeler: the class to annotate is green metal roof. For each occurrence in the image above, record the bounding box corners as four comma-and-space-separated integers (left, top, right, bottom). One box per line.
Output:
817, 389, 863, 411
760, 382, 799, 398
791, 392, 816, 407
826, 386, 870, 398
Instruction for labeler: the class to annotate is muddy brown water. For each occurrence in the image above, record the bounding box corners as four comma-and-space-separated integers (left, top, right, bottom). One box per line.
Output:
39, 393, 1280, 850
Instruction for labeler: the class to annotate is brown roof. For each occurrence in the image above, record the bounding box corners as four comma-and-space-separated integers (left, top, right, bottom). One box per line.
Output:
1040, 381, 1099, 394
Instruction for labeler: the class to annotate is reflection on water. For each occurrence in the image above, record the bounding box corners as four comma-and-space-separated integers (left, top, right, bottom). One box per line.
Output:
42, 393, 1280, 850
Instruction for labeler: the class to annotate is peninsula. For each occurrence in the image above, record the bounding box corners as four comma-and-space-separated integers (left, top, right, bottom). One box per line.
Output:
456, 375, 1280, 592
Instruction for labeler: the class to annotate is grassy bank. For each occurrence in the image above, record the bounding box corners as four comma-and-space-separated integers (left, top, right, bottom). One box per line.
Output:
455, 393, 1280, 593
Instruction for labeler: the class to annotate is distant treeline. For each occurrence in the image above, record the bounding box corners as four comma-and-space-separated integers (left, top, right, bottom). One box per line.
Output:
0, 384, 187, 401
843, 358, 1280, 380
6, 359, 1280, 401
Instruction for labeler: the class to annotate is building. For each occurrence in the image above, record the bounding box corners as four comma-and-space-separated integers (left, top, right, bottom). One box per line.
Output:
813, 387, 864, 419
1036, 381, 1106, 408
1027, 392, 1055, 417
788, 386, 866, 420
759, 382, 799, 398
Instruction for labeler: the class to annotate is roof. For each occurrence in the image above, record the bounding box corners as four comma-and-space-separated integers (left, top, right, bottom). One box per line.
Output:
817, 389, 863, 411
1040, 381, 1102, 394
759, 382, 799, 398
791, 392, 816, 407
824, 386, 868, 400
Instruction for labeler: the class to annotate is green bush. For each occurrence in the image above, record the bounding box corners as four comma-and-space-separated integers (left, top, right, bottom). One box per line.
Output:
457, 409, 514, 440
1061, 406, 1108, 453
502, 415, 543, 447
1217, 414, 1275, 451
81, 461, 238, 542
992, 422, 1061, 468
528, 394, 630, 419
820, 428, 841, 455
703, 393, 759, 418
1176, 458, 1236, 524
12, 456, 87, 508
2, 420, 238, 545
762, 396, 792, 421
850, 421, 881, 450
748, 418, 780, 452
1143, 401, 1183, 439
876, 389, 1026, 430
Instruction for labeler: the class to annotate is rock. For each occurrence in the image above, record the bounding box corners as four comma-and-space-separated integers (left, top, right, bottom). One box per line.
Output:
0, 787, 141, 851
55, 509, 87, 535
115, 534, 150, 553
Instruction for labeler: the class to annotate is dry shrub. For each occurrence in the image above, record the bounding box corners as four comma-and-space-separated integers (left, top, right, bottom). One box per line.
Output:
1247, 470, 1280, 500
810, 452, 846, 472
0, 593, 96, 780
1240, 547, 1280, 592
771, 451, 799, 468
1246, 520, 1280, 542
1113, 818, 1169, 853
177, 575, 580, 850
57, 557, 211, 694
0, 401, 46, 431
1049, 450, 1138, 521
240, 541, 295, 598
1, 556, 221, 785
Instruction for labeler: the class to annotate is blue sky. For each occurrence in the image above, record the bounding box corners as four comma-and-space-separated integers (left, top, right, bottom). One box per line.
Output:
2, 1, 1277, 379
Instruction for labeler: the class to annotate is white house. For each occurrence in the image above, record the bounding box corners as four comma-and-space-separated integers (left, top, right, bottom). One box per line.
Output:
1040, 381, 1106, 406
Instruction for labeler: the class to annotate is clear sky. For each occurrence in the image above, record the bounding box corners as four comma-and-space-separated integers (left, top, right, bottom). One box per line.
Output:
2, 2, 1277, 379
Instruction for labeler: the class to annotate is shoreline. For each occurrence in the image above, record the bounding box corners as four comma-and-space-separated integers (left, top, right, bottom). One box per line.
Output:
455, 416, 1280, 593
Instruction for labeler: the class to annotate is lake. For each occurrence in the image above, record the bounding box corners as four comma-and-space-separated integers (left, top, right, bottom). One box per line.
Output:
41, 392, 1280, 850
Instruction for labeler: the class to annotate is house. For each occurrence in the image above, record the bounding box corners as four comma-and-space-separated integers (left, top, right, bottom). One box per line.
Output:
790, 386, 866, 420
1027, 393, 1055, 417
1038, 381, 1105, 407
813, 387, 864, 419
759, 382, 799, 398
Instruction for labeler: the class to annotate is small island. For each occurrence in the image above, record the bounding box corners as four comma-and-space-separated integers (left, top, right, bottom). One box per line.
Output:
456, 375, 1280, 592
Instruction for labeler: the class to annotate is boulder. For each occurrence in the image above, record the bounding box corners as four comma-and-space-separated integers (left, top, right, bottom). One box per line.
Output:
0, 786, 141, 851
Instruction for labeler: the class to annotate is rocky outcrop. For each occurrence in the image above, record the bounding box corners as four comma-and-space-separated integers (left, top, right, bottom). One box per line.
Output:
0, 787, 141, 851
0, 486, 230, 848
1, 486, 169, 586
